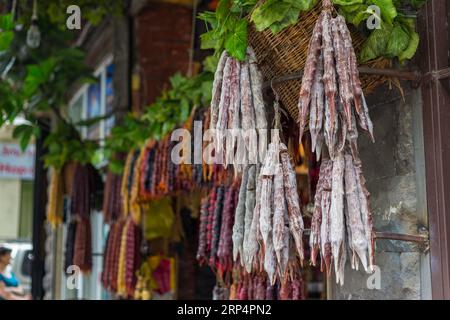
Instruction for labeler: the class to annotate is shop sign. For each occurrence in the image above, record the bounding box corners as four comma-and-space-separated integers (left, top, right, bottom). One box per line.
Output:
0, 142, 35, 180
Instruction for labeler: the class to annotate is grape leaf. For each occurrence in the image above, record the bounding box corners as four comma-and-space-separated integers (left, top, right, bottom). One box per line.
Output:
291, 0, 319, 11
269, 9, 300, 34
333, 0, 364, 5
360, 23, 392, 62
398, 31, 419, 62
385, 24, 410, 58
224, 20, 248, 61
251, 0, 291, 32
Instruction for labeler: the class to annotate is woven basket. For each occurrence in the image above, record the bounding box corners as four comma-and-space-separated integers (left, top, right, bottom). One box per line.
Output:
248, 3, 389, 120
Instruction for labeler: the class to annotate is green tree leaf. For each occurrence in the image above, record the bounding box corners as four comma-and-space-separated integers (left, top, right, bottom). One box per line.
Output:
0, 14, 14, 30
224, 20, 248, 61
0, 31, 14, 51
13, 124, 36, 151
217, 0, 232, 24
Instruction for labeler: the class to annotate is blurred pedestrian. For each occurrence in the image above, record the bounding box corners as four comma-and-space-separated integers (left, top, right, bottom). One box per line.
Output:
0, 247, 31, 300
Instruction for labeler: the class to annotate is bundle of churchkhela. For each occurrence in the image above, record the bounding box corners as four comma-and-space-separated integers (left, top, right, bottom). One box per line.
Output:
299, 0, 375, 285
130, 108, 219, 205
298, 0, 374, 160
46, 168, 64, 228
232, 142, 305, 285
67, 163, 103, 273
210, 48, 268, 169
310, 153, 374, 285
220, 266, 305, 300
101, 218, 142, 298
197, 180, 241, 271
102, 171, 123, 224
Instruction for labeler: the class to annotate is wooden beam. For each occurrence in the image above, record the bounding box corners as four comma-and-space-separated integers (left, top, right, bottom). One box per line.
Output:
418, 0, 450, 300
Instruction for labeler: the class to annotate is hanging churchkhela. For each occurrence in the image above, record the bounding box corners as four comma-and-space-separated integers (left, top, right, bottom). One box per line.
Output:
197, 180, 240, 271
298, 0, 375, 285
68, 163, 103, 273
232, 140, 305, 285
210, 47, 268, 169
225, 266, 305, 301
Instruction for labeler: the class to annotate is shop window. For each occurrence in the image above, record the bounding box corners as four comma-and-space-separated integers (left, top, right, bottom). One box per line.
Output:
65, 56, 113, 300
68, 56, 115, 149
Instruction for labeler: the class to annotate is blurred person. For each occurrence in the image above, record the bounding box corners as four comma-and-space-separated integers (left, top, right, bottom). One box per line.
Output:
0, 247, 31, 300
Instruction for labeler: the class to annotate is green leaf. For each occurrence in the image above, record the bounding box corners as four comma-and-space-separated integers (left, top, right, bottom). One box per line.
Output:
170, 73, 187, 89
339, 4, 370, 26
217, 0, 232, 24
291, 0, 318, 11
251, 0, 291, 32
198, 11, 218, 28
0, 31, 14, 51
269, 8, 301, 33
333, 0, 364, 5
224, 20, 248, 61
109, 159, 125, 174
398, 31, 419, 62
359, 23, 392, 62
13, 125, 35, 151
74, 113, 113, 127
410, 0, 427, 9
370, 0, 398, 24
385, 24, 410, 58
0, 14, 14, 30
180, 99, 191, 121
203, 55, 220, 73
200, 30, 222, 50
162, 121, 174, 137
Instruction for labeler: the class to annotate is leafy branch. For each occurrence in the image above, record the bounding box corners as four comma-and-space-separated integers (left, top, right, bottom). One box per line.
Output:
199, 0, 426, 63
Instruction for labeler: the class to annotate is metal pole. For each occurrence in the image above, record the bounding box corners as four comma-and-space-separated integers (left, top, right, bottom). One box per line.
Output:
31, 118, 49, 300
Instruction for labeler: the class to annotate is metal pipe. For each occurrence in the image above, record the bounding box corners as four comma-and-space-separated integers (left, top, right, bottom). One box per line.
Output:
263, 67, 422, 90
374, 232, 429, 244
303, 229, 429, 244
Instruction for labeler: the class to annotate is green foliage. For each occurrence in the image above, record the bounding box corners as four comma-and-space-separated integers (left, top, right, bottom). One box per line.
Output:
30, 1, 124, 28
12, 124, 40, 152
251, 0, 317, 33
359, 17, 419, 63
370, 0, 398, 24
44, 123, 99, 170
103, 69, 214, 173
0, 14, 14, 51
199, 0, 249, 60
0, 3, 120, 170
336, 0, 422, 63
200, 0, 423, 64
224, 19, 248, 61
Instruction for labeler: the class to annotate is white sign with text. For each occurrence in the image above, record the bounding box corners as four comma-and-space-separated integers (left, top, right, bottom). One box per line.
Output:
0, 142, 35, 180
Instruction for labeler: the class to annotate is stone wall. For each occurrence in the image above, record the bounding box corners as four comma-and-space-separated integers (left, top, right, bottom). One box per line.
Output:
331, 84, 431, 300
